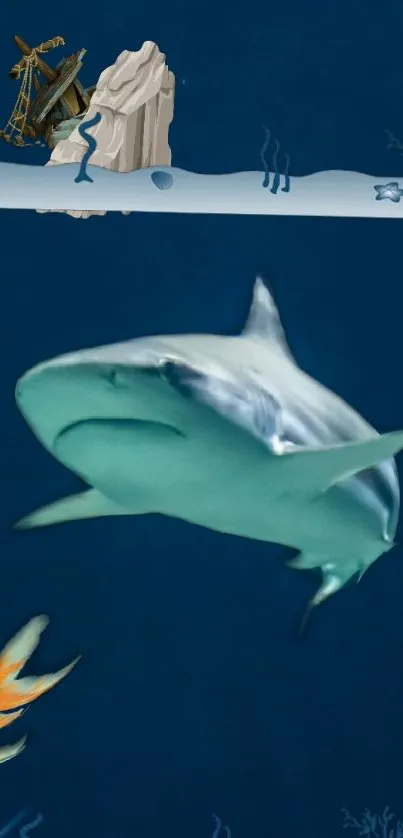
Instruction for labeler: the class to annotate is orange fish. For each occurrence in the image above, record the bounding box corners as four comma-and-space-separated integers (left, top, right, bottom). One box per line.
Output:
0, 615, 80, 763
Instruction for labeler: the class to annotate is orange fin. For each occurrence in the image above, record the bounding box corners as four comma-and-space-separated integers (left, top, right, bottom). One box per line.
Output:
0, 616, 80, 710
0, 657, 80, 710
0, 709, 25, 729
0, 615, 49, 683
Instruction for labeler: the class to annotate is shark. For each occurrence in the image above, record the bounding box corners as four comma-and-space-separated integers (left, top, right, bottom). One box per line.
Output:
14, 278, 403, 621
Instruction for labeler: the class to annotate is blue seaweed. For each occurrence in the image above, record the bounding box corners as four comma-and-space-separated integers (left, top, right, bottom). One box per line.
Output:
19, 814, 43, 838
0, 811, 28, 838
342, 806, 403, 838
260, 127, 291, 193
212, 814, 231, 838
270, 137, 280, 194
74, 112, 102, 184
151, 170, 174, 190
212, 815, 222, 838
385, 129, 403, 157
0, 811, 42, 838
281, 151, 290, 192
260, 127, 271, 188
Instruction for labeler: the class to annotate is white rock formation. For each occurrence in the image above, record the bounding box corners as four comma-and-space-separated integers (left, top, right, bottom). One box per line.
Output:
38, 41, 175, 218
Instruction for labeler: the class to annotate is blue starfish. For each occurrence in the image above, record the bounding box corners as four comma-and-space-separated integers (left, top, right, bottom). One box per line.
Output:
374, 181, 403, 202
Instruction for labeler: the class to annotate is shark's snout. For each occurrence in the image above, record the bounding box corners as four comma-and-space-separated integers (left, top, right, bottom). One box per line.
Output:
15, 358, 194, 501
16, 362, 119, 453
15, 355, 196, 462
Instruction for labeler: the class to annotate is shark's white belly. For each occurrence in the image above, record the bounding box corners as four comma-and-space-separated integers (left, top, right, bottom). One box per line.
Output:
159, 471, 380, 557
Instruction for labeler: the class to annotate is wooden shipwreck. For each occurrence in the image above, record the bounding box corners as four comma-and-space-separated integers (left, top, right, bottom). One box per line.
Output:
0, 35, 95, 147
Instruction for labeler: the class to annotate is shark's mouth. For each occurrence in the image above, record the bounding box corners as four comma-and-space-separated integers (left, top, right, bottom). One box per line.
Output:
54, 417, 185, 482
50, 416, 188, 502
55, 417, 184, 444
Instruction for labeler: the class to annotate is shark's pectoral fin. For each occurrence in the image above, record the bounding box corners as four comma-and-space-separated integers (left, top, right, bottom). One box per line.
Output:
15, 488, 139, 530
281, 430, 403, 494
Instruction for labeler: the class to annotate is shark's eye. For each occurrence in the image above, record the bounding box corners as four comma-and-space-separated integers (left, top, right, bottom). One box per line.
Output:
158, 357, 182, 383
105, 368, 128, 388
159, 360, 175, 382
107, 368, 118, 386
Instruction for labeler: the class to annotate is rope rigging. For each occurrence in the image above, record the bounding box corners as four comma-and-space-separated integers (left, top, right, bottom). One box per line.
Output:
0, 37, 64, 146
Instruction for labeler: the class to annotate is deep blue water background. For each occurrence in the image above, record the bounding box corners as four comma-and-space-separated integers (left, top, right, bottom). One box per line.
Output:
1, 2, 403, 837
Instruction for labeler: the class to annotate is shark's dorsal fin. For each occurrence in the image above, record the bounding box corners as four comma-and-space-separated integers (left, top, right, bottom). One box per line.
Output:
242, 277, 293, 358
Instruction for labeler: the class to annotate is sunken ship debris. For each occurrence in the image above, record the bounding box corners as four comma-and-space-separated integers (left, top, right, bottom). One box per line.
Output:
0, 35, 95, 148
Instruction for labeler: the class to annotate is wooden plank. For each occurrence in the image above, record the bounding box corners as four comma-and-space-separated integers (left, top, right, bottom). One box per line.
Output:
22, 123, 38, 139
54, 55, 82, 116
30, 52, 86, 124
29, 82, 53, 122
49, 99, 68, 123
53, 52, 91, 110
11, 36, 59, 82
54, 49, 87, 120
71, 77, 90, 110
42, 115, 54, 145
62, 82, 81, 116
